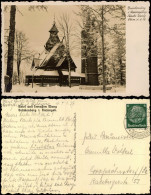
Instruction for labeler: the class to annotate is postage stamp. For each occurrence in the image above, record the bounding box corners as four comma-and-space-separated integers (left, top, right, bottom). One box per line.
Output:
124, 104, 150, 139
126, 104, 147, 129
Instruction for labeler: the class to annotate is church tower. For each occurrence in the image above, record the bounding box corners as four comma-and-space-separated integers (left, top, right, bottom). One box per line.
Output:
81, 13, 99, 85
45, 21, 60, 52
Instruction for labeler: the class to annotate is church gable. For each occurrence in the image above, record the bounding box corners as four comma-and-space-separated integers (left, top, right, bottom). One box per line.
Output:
39, 43, 65, 70
57, 56, 77, 71
41, 51, 76, 71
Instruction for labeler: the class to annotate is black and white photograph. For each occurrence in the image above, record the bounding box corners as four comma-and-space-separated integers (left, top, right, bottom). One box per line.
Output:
2, 3, 126, 94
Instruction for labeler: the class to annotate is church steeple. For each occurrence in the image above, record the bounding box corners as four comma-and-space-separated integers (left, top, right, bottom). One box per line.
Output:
49, 23, 59, 34
45, 18, 60, 52
49, 15, 59, 34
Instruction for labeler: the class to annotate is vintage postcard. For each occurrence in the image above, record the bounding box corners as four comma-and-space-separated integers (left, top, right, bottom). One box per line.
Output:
1, 98, 150, 194
1, 1, 150, 96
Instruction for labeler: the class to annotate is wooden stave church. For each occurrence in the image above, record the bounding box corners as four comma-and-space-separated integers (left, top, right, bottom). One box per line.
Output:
25, 22, 83, 87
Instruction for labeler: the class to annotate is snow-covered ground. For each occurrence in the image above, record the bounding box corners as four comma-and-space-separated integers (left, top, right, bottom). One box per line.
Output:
10, 83, 125, 95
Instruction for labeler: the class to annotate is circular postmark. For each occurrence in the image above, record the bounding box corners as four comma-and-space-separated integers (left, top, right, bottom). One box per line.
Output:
124, 104, 150, 139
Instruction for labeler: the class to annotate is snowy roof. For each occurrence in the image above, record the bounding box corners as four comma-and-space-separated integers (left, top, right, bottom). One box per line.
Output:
39, 43, 61, 68
34, 69, 59, 76
34, 69, 44, 75
62, 71, 81, 77
42, 70, 59, 76
56, 57, 66, 67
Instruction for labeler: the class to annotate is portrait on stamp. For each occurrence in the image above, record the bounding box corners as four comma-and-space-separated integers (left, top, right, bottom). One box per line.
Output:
126, 104, 147, 129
